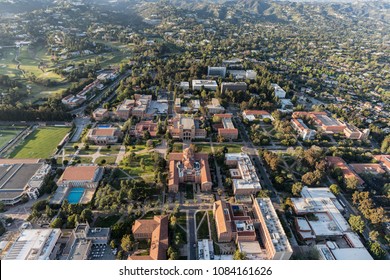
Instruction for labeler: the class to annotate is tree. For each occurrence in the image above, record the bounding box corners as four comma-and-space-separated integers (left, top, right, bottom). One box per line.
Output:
85, 144, 90, 150
170, 216, 177, 228
50, 218, 62, 228
346, 176, 359, 190
291, 182, 303, 196
106, 145, 111, 150
63, 159, 69, 166
121, 234, 133, 252
0, 202, 5, 212
73, 145, 79, 150
369, 230, 379, 242
80, 209, 93, 223
143, 130, 151, 140
233, 250, 246, 260
369, 242, 386, 260
329, 184, 340, 195
110, 240, 116, 249
348, 215, 365, 234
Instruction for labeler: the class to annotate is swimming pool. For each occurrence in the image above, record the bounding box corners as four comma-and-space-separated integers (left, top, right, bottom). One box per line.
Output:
97, 125, 111, 128
67, 188, 84, 204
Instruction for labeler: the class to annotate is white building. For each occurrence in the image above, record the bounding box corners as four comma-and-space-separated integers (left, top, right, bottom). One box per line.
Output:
192, 80, 218, 91
225, 153, 261, 195
271, 83, 286, 98
252, 198, 293, 260
291, 187, 373, 260
4, 229, 61, 260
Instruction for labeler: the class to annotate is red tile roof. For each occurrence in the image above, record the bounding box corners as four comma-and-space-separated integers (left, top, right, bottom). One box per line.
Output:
58, 165, 99, 182
128, 215, 168, 260
326, 157, 365, 185
243, 110, 271, 116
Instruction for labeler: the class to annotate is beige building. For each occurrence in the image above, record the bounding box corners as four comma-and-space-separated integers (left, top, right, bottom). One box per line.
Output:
252, 198, 293, 260
168, 146, 212, 192
92, 108, 109, 121
169, 116, 207, 141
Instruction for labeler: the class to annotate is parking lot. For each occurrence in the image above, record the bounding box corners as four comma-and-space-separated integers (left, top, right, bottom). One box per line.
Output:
89, 243, 115, 260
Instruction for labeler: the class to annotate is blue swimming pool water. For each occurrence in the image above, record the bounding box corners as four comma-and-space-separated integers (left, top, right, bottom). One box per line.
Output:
97, 125, 111, 128
67, 188, 84, 204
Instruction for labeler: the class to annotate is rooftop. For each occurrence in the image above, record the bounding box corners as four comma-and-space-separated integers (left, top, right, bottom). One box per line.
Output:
4, 229, 61, 260
255, 198, 292, 253
58, 165, 100, 183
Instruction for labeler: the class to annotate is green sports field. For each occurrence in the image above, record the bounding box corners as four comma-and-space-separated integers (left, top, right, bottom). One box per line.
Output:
10, 127, 70, 159
0, 127, 24, 149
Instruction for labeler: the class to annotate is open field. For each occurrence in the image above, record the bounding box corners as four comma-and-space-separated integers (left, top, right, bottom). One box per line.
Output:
10, 126, 70, 159
0, 126, 24, 149
0, 46, 72, 103
120, 152, 155, 180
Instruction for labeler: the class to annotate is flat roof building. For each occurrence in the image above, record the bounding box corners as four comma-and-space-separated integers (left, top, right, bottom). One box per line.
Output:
4, 229, 61, 260
221, 82, 247, 94
207, 98, 225, 114
0, 160, 50, 205
192, 80, 218, 91
271, 83, 286, 98
252, 198, 293, 260
207, 66, 226, 78
242, 110, 274, 122
291, 187, 372, 259
92, 108, 109, 121
225, 153, 261, 195
115, 99, 135, 120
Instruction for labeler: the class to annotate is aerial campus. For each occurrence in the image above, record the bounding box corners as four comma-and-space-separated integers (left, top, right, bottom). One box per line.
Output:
0, 0, 389, 261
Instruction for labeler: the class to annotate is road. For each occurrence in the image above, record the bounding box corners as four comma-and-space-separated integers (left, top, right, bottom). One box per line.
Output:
69, 70, 132, 115
234, 116, 281, 203
186, 208, 197, 260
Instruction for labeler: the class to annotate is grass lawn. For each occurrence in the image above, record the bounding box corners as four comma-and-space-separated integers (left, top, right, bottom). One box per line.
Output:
100, 145, 121, 154
214, 144, 243, 153
176, 212, 187, 228
196, 211, 205, 227
93, 215, 121, 227
172, 143, 183, 152
96, 156, 117, 165
127, 144, 147, 153
73, 156, 93, 164
0, 126, 24, 149
120, 152, 155, 178
78, 146, 99, 155
196, 144, 212, 154
10, 127, 70, 159
197, 214, 210, 240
